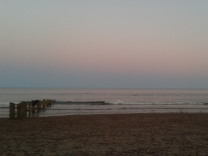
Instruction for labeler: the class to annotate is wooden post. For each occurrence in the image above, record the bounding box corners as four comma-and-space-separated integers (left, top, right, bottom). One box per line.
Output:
40, 101, 42, 111
17, 103, 23, 119
25, 102, 27, 117
39, 101, 41, 111
28, 102, 31, 117
9, 103, 15, 119
17, 103, 20, 119
35, 104, 37, 113
38, 101, 40, 112
40, 101, 43, 110
22, 102, 27, 117
20, 103, 25, 118
37, 101, 40, 113
39, 101, 42, 111
32, 104, 35, 114
42, 99, 45, 111
49, 100, 51, 107
18, 102, 26, 118
22, 102, 25, 117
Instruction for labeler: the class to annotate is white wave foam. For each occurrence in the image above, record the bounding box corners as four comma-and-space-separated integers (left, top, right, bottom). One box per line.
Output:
106, 101, 205, 105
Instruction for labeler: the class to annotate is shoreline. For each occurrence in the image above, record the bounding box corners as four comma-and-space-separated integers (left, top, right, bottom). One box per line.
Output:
2, 103, 208, 118
1, 113, 208, 155
1, 111, 208, 119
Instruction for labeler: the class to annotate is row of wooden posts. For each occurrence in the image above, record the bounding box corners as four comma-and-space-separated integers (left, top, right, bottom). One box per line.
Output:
9, 99, 56, 119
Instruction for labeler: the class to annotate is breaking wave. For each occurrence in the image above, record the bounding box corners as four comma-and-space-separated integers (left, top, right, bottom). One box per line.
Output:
54, 100, 207, 105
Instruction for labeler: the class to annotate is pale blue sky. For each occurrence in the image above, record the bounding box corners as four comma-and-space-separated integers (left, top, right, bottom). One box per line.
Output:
1, 0, 208, 88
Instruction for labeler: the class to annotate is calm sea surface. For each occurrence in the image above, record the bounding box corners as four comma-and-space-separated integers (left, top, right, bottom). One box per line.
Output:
1, 88, 208, 117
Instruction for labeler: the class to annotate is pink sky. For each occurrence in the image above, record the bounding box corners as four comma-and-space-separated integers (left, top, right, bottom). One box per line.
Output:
1, 1, 208, 88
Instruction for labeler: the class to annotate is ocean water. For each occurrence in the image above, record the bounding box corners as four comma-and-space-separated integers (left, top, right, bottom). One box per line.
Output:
0, 88, 208, 118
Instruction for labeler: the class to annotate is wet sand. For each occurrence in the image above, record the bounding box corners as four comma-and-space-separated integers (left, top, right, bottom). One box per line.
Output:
1, 113, 208, 155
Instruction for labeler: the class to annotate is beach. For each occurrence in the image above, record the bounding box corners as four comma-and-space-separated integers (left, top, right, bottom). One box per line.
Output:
1, 113, 208, 155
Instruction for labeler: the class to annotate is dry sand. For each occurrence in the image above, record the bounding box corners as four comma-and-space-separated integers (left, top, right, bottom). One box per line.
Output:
1, 113, 208, 156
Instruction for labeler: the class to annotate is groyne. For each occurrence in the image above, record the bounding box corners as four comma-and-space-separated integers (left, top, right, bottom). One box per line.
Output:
9, 99, 56, 119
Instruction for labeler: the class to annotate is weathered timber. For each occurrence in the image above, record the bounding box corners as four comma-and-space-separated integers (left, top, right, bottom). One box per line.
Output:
9, 103, 15, 119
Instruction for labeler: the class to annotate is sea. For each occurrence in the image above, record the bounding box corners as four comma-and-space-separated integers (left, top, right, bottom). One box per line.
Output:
0, 88, 208, 118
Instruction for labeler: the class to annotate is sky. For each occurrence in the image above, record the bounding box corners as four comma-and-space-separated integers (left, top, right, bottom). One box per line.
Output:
1, 0, 208, 88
